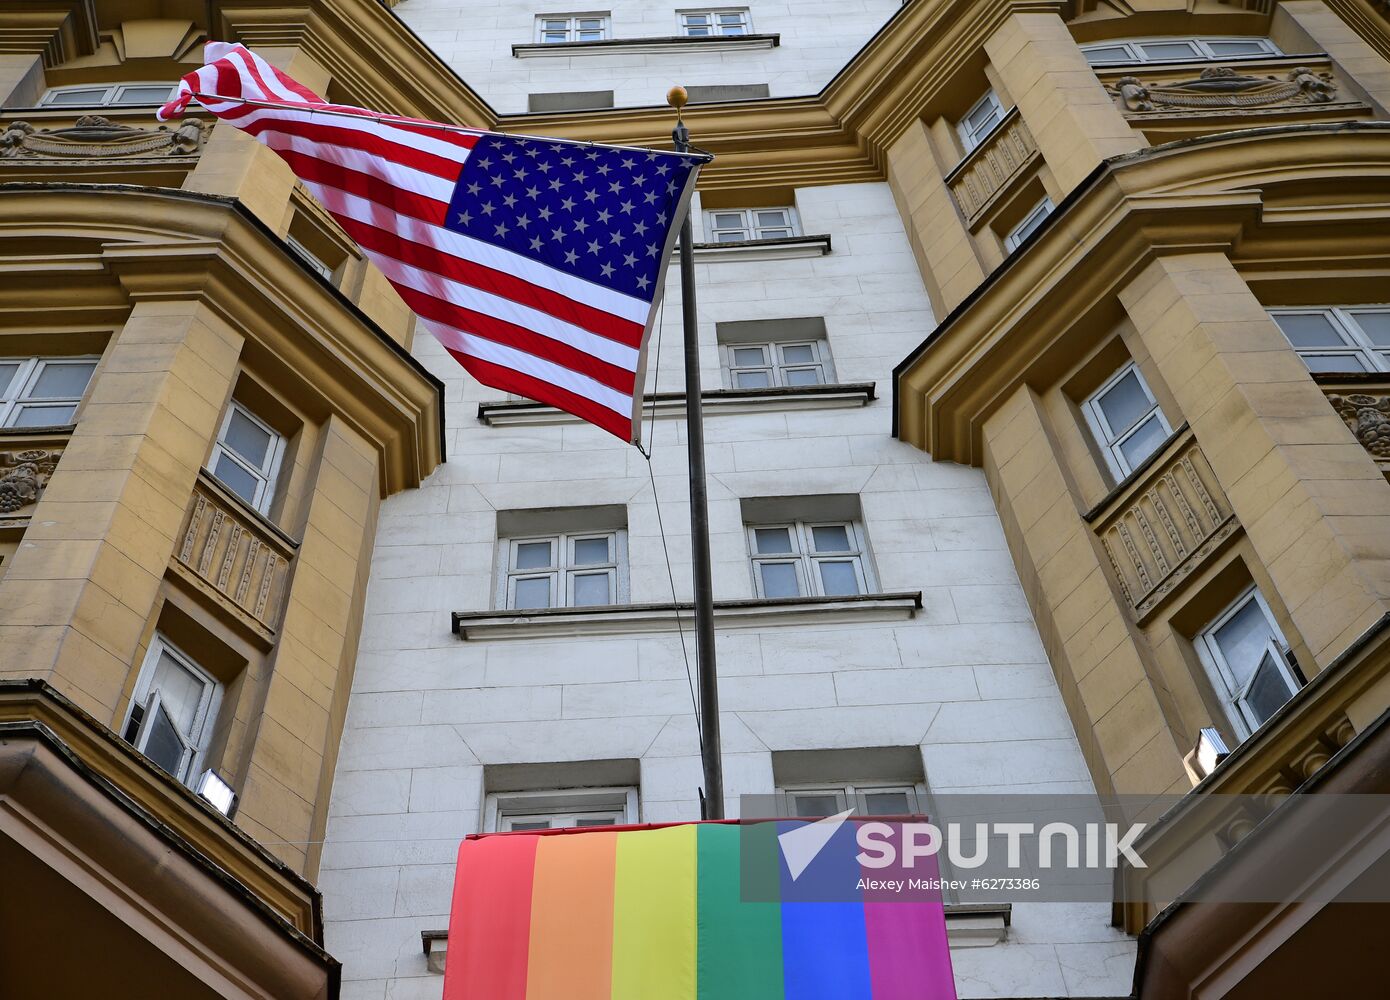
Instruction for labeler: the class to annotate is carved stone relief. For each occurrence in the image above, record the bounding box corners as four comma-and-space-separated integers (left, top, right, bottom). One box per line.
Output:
0, 116, 206, 159
1328, 393, 1390, 459
1111, 66, 1337, 113
0, 449, 60, 513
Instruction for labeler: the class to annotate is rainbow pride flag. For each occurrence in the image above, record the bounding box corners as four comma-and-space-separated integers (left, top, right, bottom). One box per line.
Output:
442, 820, 957, 1000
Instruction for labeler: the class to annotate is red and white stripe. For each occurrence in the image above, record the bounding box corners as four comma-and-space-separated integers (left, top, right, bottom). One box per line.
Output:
161, 43, 667, 442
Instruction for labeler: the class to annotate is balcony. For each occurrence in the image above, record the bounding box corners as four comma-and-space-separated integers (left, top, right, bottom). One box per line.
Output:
170, 471, 298, 642
1085, 426, 1238, 622
944, 108, 1041, 229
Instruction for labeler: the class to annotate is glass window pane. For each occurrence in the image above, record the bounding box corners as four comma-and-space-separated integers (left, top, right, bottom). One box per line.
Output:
685, 14, 711, 25
686, 25, 711, 35
818, 560, 861, 596
732, 347, 767, 366
754, 527, 794, 554
780, 344, 815, 364
543, 31, 567, 42
1139, 41, 1201, 59
810, 525, 851, 552
1349, 311, 1390, 347
572, 572, 611, 606
510, 819, 550, 830
223, 409, 273, 467
515, 541, 553, 569
1271, 313, 1348, 348
150, 651, 205, 735
714, 231, 747, 243
1213, 599, 1276, 687
713, 212, 745, 229
783, 368, 821, 387
718, 13, 744, 23
756, 210, 789, 227
1244, 653, 1295, 726
212, 452, 261, 504
862, 791, 911, 816
0, 362, 19, 397
47, 87, 108, 105
721, 25, 746, 35
1083, 45, 1131, 64
514, 576, 552, 609
1096, 370, 1153, 437
1117, 414, 1169, 470
10, 403, 76, 427
756, 228, 793, 240
577, 18, 602, 28
734, 370, 772, 389
793, 794, 839, 818
115, 85, 175, 104
542, 20, 567, 29
1301, 353, 1367, 373
966, 102, 1000, 135
576, 817, 617, 827
577, 29, 602, 40
759, 562, 800, 598
573, 536, 610, 565
27, 362, 95, 399
1206, 40, 1266, 56
141, 701, 187, 778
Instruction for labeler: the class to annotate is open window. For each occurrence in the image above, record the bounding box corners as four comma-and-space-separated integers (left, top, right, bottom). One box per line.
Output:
1195, 587, 1301, 738
121, 636, 222, 787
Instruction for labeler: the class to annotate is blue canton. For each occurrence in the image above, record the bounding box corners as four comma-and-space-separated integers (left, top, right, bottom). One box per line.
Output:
444, 134, 701, 303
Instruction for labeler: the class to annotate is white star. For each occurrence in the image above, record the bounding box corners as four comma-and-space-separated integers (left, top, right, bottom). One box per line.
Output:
525, 146, 540, 158
516, 214, 531, 229
561, 156, 575, 167
513, 167, 528, 181
560, 197, 576, 212
585, 149, 599, 159
490, 174, 505, 187
537, 161, 552, 173
481, 202, 496, 216
597, 209, 612, 224
609, 230, 624, 245
643, 191, 659, 204
564, 249, 579, 264
466, 181, 481, 195
584, 189, 599, 203
632, 174, 646, 186
538, 206, 554, 221
636, 275, 651, 291
502, 151, 516, 163
623, 252, 637, 267
600, 262, 615, 277
551, 227, 566, 241
573, 218, 590, 233
574, 170, 587, 183
548, 178, 564, 191
529, 236, 543, 251
621, 157, 635, 169
620, 200, 635, 214
657, 211, 668, 224
646, 243, 660, 257
633, 220, 648, 236
455, 211, 472, 225
494, 221, 509, 236
586, 239, 601, 255
526, 185, 541, 199
655, 162, 670, 175
597, 163, 611, 176
503, 193, 518, 208
476, 157, 492, 169
609, 180, 622, 194
550, 143, 565, 151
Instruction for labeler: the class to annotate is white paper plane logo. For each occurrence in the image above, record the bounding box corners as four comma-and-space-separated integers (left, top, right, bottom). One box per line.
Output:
778, 809, 854, 880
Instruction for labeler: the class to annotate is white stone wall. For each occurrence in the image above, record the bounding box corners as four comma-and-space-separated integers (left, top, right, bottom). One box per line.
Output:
395, 0, 904, 114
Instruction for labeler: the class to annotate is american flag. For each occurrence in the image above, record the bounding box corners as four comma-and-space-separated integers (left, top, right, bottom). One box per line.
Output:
159, 43, 704, 442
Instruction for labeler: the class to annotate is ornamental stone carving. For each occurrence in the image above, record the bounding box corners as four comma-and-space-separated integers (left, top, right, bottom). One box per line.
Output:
0, 449, 60, 513
1111, 66, 1337, 112
0, 116, 206, 159
1328, 393, 1390, 458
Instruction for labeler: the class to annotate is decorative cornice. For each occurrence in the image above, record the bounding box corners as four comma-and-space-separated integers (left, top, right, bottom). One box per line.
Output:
0, 1, 98, 66
0, 115, 207, 161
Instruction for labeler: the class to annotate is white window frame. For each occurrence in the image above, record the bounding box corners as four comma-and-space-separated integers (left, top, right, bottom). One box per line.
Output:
285, 234, 338, 281
1004, 196, 1055, 252
778, 782, 928, 819
534, 12, 612, 43
1268, 306, 1390, 374
39, 82, 180, 107
484, 787, 638, 832
746, 519, 874, 599
957, 90, 1006, 154
0, 356, 97, 428
1195, 587, 1300, 739
1080, 36, 1281, 66
704, 206, 800, 243
497, 529, 629, 610
678, 8, 752, 37
1081, 361, 1173, 480
121, 635, 222, 787
723, 339, 833, 389
207, 400, 286, 515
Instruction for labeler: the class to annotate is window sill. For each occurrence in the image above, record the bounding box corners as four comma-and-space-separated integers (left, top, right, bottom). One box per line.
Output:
690, 234, 832, 262
478, 382, 875, 427
452, 591, 922, 640
513, 34, 779, 58
422, 901, 1004, 972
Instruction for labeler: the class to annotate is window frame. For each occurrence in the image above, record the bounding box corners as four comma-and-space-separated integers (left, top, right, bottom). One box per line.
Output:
956, 90, 1006, 154
722, 339, 833, 389
1194, 586, 1300, 739
1268, 306, 1390, 374
484, 786, 639, 832
207, 399, 287, 515
704, 206, 800, 243
0, 356, 98, 428
39, 82, 180, 107
497, 528, 630, 610
1080, 36, 1282, 66
677, 8, 752, 37
1004, 196, 1055, 252
778, 781, 928, 819
534, 12, 612, 43
746, 519, 873, 600
121, 635, 222, 787
285, 234, 338, 281
1081, 361, 1173, 481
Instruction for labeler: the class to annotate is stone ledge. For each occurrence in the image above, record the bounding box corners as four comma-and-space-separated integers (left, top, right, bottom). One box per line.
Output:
690, 233, 832, 262
513, 34, 779, 58
452, 591, 922, 640
478, 382, 876, 426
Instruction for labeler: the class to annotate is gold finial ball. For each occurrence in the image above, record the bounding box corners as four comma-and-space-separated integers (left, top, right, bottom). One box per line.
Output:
667, 86, 688, 110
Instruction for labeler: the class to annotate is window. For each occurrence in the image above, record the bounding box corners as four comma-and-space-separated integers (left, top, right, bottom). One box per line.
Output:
486, 787, 637, 831
0, 357, 97, 428
1269, 307, 1390, 373
679, 9, 751, 36
781, 782, 926, 819
748, 520, 871, 599
121, 636, 221, 786
527, 90, 616, 112
208, 400, 285, 514
1004, 197, 1054, 251
957, 90, 1005, 153
1196, 588, 1299, 737
705, 207, 798, 243
725, 341, 830, 389
535, 13, 610, 43
1082, 361, 1172, 480
285, 234, 337, 281
1080, 36, 1281, 66
499, 529, 628, 609
40, 82, 179, 107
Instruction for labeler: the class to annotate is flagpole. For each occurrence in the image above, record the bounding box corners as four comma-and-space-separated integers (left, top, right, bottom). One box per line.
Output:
668, 87, 724, 820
